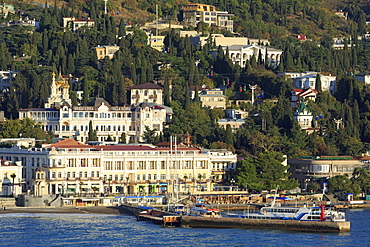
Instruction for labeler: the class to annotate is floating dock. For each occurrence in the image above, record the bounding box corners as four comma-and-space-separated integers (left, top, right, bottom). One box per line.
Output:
181, 216, 350, 233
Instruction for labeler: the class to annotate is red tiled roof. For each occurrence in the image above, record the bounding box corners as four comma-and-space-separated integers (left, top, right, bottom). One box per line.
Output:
44, 139, 93, 149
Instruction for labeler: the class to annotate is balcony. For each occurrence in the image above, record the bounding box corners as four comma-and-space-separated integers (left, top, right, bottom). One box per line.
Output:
149, 94, 157, 99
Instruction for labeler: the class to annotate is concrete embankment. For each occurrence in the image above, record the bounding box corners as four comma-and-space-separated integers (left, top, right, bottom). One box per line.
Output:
181, 216, 350, 233
0, 206, 121, 215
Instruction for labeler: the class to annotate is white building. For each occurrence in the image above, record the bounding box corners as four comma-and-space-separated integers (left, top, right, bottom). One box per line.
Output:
278, 71, 336, 94
0, 139, 237, 195
19, 74, 171, 143
211, 45, 282, 68
190, 34, 269, 48
293, 99, 313, 130
0, 71, 17, 92
290, 88, 318, 107
355, 71, 370, 85
62, 17, 95, 31
217, 109, 248, 132
130, 82, 164, 106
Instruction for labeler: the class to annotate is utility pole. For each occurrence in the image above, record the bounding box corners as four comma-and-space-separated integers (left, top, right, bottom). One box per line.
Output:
334, 118, 343, 131
249, 84, 256, 105
104, 0, 108, 14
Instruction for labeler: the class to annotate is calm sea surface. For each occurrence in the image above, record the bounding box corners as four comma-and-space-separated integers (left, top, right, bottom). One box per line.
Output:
0, 208, 369, 247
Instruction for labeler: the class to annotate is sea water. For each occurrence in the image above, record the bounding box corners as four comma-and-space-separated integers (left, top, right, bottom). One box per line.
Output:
0, 208, 368, 246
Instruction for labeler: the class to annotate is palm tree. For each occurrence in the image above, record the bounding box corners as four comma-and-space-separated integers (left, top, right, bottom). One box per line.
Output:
10, 173, 16, 196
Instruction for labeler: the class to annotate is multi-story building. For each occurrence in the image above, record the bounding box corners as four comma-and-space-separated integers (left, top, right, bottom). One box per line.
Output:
0, 159, 22, 196
180, 3, 234, 32
217, 109, 248, 132
278, 71, 336, 94
130, 82, 164, 105
190, 33, 269, 48
292, 99, 313, 130
92, 45, 120, 60
290, 88, 318, 107
210, 45, 282, 68
19, 73, 171, 143
62, 17, 95, 31
199, 88, 227, 109
0, 139, 237, 195
288, 156, 370, 189
148, 35, 165, 52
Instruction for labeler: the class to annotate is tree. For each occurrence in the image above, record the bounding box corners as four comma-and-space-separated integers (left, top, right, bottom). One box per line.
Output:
88, 121, 97, 141
235, 151, 298, 191
10, 173, 16, 195
143, 126, 157, 144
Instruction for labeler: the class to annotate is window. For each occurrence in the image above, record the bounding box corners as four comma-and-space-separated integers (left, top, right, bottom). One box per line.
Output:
160, 174, 166, 180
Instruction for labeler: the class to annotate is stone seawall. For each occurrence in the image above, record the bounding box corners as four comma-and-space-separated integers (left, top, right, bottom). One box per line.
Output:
181, 216, 350, 232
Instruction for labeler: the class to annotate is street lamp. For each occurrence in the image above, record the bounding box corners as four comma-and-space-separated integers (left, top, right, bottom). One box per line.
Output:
230, 178, 235, 191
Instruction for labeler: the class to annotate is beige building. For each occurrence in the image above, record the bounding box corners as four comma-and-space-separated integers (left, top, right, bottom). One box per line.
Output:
92, 45, 120, 60
180, 3, 234, 32
0, 159, 22, 196
199, 88, 227, 109
0, 139, 237, 195
148, 35, 165, 52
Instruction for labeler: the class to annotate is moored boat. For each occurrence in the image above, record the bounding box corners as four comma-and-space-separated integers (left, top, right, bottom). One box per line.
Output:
227, 203, 346, 222
188, 203, 222, 218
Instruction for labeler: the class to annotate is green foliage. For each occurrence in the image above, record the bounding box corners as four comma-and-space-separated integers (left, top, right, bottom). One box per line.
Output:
235, 151, 299, 191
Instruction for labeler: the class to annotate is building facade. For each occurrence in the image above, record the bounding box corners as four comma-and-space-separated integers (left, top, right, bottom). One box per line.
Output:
211, 45, 282, 68
0, 139, 237, 195
0, 160, 22, 196
278, 71, 336, 94
293, 99, 313, 130
19, 74, 171, 143
92, 45, 120, 60
63, 17, 95, 31
288, 156, 370, 189
199, 88, 227, 109
180, 3, 234, 32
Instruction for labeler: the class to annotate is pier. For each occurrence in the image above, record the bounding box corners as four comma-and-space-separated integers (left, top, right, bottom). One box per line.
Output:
119, 204, 350, 232
181, 216, 350, 233
120, 204, 181, 227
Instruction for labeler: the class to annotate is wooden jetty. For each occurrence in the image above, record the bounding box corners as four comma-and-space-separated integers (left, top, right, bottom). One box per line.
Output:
120, 204, 181, 227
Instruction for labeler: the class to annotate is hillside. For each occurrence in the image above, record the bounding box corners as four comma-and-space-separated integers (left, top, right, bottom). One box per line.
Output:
21, 0, 369, 40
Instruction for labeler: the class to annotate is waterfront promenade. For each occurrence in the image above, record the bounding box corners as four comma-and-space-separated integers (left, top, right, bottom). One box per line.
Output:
0, 206, 121, 215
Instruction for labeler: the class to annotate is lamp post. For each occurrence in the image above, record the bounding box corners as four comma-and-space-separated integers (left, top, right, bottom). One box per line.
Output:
230, 178, 235, 191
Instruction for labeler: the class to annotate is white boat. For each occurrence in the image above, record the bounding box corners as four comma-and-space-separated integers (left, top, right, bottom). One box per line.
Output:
227, 204, 345, 222
188, 203, 222, 218
168, 204, 186, 215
